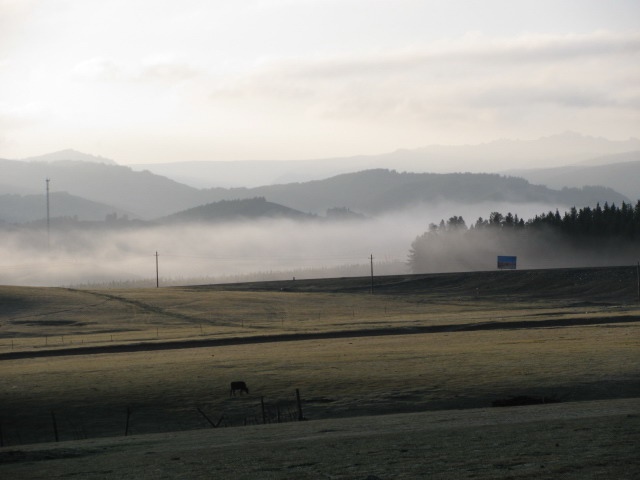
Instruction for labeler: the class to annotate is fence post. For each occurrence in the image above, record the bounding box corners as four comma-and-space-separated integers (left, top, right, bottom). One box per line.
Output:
296, 389, 304, 421
124, 407, 131, 436
51, 410, 59, 442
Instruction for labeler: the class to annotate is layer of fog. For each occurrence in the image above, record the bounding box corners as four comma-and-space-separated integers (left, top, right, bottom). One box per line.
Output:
409, 226, 640, 275
0, 201, 600, 287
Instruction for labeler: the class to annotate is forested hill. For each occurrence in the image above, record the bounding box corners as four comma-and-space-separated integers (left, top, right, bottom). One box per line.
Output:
218, 170, 629, 215
0, 192, 132, 223
0, 158, 205, 219
0, 157, 630, 222
160, 197, 314, 223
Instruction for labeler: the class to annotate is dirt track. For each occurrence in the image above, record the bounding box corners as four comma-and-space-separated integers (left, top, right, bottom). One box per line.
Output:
2, 314, 638, 360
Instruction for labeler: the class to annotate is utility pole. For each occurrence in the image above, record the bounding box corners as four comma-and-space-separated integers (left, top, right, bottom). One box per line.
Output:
370, 254, 374, 294
155, 251, 159, 288
636, 261, 639, 303
46, 178, 50, 250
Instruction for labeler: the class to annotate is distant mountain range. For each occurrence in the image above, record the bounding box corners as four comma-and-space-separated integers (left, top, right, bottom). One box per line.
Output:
21, 149, 118, 165
212, 170, 629, 216
0, 155, 630, 224
2, 132, 638, 225
128, 132, 640, 188
0, 158, 206, 219
505, 151, 640, 201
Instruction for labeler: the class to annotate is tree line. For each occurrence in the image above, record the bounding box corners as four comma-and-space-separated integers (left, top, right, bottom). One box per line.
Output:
408, 201, 640, 273
420, 201, 640, 237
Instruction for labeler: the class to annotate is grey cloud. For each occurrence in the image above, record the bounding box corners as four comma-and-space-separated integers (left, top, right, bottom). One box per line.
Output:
210, 75, 316, 100
200, 30, 640, 141
468, 86, 621, 109
208, 32, 640, 114
275, 32, 640, 79
138, 60, 200, 82
0, 103, 47, 130
72, 57, 201, 83
72, 57, 122, 81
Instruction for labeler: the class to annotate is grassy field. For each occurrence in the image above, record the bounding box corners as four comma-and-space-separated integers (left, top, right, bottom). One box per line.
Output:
0, 266, 639, 478
1, 266, 638, 353
1, 398, 638, 479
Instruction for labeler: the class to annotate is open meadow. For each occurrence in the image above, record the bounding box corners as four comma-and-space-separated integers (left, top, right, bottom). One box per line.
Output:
1, 266, 639, 478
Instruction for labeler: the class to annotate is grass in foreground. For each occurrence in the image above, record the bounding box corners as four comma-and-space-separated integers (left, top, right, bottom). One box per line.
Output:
0, 267, 638, 448
1, 398, 639, 479
1, 317, 638, 445
1, 283, 638, 353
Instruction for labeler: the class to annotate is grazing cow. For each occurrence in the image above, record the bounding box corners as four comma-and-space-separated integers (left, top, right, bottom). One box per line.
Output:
230, 381, 249, 396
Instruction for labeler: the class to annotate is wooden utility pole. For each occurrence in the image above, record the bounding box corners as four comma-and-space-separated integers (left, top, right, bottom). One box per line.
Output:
155, 251, 159, 288
370, 254, 374, 294
636, 261, 639, 302
46, 178, 50, 250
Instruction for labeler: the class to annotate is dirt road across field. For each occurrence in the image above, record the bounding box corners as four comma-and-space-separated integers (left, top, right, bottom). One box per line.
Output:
2, 314, 638, 361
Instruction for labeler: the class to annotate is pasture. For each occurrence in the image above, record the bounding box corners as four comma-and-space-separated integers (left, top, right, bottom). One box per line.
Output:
1, 399, 638, 479
0, 266, 639, 478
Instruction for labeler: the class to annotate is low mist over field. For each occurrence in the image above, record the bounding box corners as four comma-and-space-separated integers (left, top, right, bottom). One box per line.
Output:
409, 223, 640, 274
2, 3, 640, 478
2, 1, 639, 288
1, 202, 563, 287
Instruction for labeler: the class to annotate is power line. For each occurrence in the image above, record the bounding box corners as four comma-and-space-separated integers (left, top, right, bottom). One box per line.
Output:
159, 253, 375, 261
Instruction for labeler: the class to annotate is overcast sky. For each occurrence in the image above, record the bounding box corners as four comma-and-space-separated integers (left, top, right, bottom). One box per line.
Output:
1, 0, 638, 164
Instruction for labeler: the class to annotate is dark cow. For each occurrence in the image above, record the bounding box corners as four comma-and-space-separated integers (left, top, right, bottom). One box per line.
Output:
230, 381, 249, 396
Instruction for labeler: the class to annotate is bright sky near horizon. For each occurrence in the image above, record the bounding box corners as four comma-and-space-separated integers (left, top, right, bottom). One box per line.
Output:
1, 0, 638, 164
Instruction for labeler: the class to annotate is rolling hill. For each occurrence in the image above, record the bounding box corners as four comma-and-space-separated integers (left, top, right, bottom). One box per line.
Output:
160, 197, 314, 223
506, 151, 640, 201
129, 132, 640, 188
0, 157, 632, 223
0, 267, 638, 478
0, 192, 133, 223
0, 158, 209, 219
212, 170, 630, 215
21, 148, 118, 165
